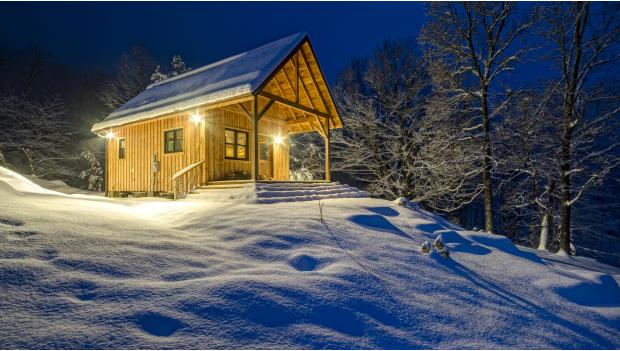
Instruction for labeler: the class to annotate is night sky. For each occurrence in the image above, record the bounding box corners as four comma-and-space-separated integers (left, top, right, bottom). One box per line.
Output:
0, 2, 428, 83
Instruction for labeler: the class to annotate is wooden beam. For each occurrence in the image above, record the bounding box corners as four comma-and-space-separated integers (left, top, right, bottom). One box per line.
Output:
311, 119, 326, 139
295, 52, 300, 104
325, 117, 331, 182
271, 75, 298, 120
237, 103, 251, 120
252, 96, 259, 181
280, 63, 312, 121
258, 91, 333, 120
257, 99, 275, 120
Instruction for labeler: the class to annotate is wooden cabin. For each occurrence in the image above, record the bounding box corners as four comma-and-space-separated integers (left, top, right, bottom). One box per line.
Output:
91, 33, 343, 198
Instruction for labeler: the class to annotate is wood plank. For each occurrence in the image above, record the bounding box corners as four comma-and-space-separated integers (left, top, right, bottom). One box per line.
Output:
258, 91, 333, 120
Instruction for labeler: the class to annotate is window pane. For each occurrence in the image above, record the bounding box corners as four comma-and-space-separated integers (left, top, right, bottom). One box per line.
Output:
237, 132, 247, 146
225, 144, 235, 158
225, 130, 235, 144
175, 129, 183, 140
175, 140, 183, 152
166, 141, 175, 153
237, 145, 246, 159
119, 139, 125, 159
165, 131, 174, 142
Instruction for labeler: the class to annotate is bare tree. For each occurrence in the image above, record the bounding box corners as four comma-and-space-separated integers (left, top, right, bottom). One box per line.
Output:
333, 39, 481, 212
540, 2, 620, 254
98, 45, 156, 111
419, 2, 534, 233
0, 94, 72, 177
495, 89, 559, 248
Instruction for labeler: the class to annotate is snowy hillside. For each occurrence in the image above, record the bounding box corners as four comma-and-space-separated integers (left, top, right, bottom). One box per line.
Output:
0, 166, 619, 349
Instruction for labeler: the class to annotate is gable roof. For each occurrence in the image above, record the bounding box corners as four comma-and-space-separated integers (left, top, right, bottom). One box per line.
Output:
92, 33, 309, 132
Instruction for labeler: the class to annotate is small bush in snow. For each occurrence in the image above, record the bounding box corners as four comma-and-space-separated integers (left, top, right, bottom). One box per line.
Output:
79, 151, 104, 191
421, 241, 432, 254
433, 235, 445, 251
438, 247, 450, 258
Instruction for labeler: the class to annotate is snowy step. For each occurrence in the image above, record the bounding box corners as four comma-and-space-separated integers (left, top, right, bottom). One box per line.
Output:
256, 185, 359, 198
257, 184, 343, 192
200, 183, 254, 190
256, 190, 367, 204
191, 181, 368, 203
254, 182, 367, 203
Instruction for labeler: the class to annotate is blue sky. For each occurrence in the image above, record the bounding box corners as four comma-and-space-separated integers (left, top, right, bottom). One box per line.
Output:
0, 2, 427, 83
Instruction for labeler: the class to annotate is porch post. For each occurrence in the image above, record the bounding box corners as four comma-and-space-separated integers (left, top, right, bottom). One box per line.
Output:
325, 118, 331, 182
253, 96, 259, 181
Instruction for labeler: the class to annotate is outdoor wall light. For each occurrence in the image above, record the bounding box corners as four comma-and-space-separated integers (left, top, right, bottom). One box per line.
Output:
273, 135, 284, 145
191, 113, 202, 124
105, 130, 116, 139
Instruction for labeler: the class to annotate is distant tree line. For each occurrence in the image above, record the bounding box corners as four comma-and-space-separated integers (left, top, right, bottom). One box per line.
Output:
0, 45, 190, 190
330, 2, 620, 262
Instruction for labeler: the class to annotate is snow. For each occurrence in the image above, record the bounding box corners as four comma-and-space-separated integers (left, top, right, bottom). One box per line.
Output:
1, 165, 619, 349
92, 33, 307, 132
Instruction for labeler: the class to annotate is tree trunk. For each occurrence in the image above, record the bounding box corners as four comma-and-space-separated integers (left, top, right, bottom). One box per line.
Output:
21, 147, 35, 175
559, 138, 572, 254
558, 2, 587, 255
481, 88, 494, 233
537, 212, 549, 251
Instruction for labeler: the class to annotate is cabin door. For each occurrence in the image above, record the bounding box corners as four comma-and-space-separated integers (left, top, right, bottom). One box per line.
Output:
258, 137, 273, 180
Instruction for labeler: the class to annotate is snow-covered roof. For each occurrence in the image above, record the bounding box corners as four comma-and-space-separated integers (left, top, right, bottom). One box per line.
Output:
92, 33, 308, 132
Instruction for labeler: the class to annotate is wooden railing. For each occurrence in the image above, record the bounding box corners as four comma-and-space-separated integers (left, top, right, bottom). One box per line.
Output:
171, 160, 205, 199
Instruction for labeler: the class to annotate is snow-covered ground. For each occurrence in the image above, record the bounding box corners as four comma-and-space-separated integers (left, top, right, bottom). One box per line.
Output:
1, 166, 619, 349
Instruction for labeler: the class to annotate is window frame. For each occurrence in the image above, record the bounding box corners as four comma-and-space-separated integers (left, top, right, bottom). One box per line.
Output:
118, 138, 126, 159
224, 128, 249, 161
163, 128, 184, 154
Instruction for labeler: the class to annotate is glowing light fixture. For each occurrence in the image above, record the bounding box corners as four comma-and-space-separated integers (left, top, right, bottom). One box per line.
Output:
273, 135, 284, 145
105, 130, 116, 139
191, 113, 202, 124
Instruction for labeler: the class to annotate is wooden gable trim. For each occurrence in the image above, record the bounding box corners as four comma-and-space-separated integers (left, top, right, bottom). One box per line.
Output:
302, 39, 343, 126
254, 35, 309, 96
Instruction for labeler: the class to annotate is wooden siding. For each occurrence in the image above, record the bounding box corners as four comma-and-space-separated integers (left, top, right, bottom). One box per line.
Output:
105, 104, 289, 193
205, 105, 289, 181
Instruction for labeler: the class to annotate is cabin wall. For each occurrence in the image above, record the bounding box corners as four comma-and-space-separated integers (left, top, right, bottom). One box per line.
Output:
105, 112, 206, 194
105, 104, 290, 194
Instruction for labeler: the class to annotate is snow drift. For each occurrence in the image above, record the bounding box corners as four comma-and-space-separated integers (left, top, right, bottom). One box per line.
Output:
0, 166, 619, 349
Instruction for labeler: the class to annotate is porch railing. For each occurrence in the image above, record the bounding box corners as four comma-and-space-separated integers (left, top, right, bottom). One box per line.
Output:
171, 160, 205, 200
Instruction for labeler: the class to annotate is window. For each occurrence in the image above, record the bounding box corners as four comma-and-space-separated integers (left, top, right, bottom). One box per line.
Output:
164, 128, 184, 153
225, 129, 249, 160
259, 143, 270, 161
118, 138, 126, 159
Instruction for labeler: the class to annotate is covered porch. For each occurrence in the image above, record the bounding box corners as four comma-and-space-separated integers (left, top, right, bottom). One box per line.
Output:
216, 37, 342, 183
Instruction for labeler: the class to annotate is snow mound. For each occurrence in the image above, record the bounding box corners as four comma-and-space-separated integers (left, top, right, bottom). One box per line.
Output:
0, 166, 62, 196
0, 167, 619, 349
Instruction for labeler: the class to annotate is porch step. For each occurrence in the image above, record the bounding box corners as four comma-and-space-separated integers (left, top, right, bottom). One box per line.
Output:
255, 182, 367, 204
200, 180, 254, 190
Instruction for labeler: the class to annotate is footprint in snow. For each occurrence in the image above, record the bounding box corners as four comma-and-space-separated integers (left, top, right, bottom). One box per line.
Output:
3, 230, 38, 241
135, 312, 183, 337
0, 217, 24, 227
290, 254, 319, 271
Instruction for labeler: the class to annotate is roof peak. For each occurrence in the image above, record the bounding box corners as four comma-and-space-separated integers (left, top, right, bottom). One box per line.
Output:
146, 32, 308, 90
